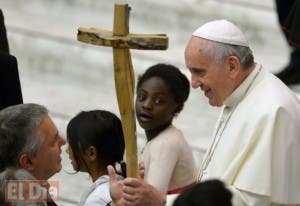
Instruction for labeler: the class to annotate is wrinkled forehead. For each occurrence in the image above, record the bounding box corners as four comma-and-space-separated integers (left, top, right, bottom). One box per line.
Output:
185, 37, 207, 55
185, 37, 209, 63
37, 116, 58, 140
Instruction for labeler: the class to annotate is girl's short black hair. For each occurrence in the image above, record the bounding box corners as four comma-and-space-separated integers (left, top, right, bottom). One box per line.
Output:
67, 110, 125, 175
137, 63, 190, 104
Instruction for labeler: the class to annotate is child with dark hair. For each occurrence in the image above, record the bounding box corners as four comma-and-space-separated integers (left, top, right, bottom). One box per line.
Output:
173, 179, 232, 206
136, 63, 196, 194
66, 110, 125, 206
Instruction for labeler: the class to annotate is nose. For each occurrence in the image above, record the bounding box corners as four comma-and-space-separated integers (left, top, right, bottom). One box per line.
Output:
142, 98, 152, 110
65, 146, 70, 154
59, 135, 66, 146
191, 76, 202, 89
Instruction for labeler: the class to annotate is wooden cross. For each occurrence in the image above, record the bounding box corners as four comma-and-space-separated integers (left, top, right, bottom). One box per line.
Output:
77, 3, 168, 177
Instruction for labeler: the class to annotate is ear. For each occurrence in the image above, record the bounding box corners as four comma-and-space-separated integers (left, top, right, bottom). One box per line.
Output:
85, 146, 97, 162
226, 55, 241, 79
19, 154, 35, 172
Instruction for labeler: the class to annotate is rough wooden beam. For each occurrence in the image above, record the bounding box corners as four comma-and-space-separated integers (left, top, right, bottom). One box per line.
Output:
77, 27, 168, 50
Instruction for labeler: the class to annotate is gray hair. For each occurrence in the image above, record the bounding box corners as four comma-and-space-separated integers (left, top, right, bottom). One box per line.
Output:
204, 40, 254, 69
0, 104, 48, 172
0, 167, 47, 206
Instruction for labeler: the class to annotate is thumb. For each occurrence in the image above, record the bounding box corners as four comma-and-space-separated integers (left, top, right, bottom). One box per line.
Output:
107, 165, 123, 204
107, 165, 117, 182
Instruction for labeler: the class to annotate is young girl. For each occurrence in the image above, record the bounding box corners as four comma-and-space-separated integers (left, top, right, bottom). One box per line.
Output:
66, 110, 125, 206
136, 63, 196, 194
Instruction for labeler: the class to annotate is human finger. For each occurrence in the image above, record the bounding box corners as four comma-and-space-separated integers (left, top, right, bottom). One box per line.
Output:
107, 165, 117, 182
123, 177, 143, 187
138, 162, 145, 179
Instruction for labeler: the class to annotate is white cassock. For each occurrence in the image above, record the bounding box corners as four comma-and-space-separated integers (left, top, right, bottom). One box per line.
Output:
198, 64, 300, 206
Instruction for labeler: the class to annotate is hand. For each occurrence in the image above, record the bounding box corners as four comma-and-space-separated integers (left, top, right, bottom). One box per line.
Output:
108, 165, 124, 206
122, 178, 166, 206
138, 161, 145, 179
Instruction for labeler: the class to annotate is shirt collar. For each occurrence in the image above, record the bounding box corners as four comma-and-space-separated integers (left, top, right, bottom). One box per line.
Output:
224, 64, 261, 108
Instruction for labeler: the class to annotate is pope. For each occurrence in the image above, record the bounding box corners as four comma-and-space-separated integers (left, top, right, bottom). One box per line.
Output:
107, 19, 300, 206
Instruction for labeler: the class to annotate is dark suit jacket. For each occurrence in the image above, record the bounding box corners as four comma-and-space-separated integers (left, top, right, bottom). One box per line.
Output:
0, 9, 9, 53
47, 201, 58, 206
276, 0, 300, 47
0, 51, 23, 110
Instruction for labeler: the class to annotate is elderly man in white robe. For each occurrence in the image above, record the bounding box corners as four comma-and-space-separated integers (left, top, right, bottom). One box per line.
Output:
107, 19, 300, 206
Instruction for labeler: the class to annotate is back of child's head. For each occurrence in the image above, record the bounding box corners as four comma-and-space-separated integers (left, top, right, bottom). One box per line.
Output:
173, 179, 232, 206
67, 110, 125, 175
137, 63, 190, 104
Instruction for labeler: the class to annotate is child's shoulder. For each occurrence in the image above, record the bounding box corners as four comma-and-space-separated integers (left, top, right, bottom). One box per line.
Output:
154, 125, 188, 145
159, 125, 183, 137
84, 176, 111, 205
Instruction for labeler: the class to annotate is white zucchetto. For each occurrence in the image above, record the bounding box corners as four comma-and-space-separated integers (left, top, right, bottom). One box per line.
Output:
192, 19, 249, 47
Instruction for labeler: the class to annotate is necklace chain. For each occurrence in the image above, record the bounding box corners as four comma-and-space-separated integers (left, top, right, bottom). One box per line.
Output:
196, 65, 262, 182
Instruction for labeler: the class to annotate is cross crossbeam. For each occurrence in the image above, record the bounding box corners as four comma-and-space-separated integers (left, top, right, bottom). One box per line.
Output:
77, 3, 168, 177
